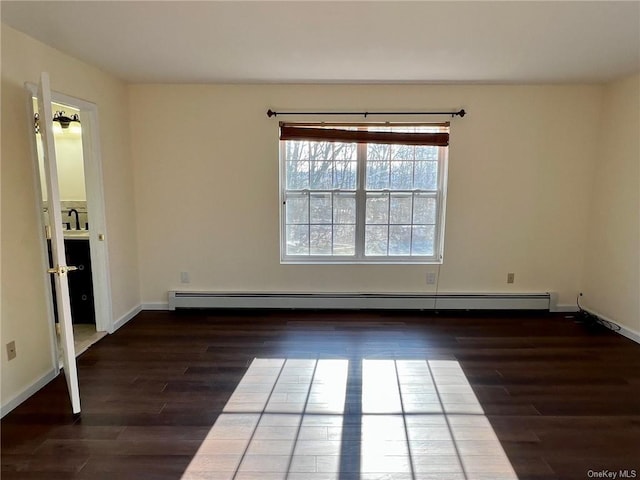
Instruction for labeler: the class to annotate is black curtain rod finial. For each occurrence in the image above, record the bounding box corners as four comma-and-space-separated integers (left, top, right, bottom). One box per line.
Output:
456, 109, 466, 118
267, 109, 277, 118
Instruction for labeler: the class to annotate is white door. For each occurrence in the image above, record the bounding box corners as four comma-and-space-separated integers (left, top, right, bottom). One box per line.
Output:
37, 72, 81, 414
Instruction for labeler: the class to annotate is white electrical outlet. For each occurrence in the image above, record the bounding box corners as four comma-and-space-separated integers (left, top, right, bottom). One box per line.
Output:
426, 272, 437, 285
180, 271, 190, 284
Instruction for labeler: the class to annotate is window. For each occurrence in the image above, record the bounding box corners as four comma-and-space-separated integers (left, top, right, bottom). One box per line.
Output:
280, 123, 449, 263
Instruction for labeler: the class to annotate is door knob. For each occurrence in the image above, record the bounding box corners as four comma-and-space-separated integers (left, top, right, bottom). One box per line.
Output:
47, 265, 78, 276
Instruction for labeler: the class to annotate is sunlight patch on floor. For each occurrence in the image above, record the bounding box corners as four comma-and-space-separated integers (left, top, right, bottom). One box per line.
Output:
181, 358, 518, 480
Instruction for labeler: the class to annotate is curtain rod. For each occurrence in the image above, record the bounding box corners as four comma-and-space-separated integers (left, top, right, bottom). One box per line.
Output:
266, 108, 466, 118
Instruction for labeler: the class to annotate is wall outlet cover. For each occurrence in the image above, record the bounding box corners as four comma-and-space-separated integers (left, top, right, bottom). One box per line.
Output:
6, 341, 16, 361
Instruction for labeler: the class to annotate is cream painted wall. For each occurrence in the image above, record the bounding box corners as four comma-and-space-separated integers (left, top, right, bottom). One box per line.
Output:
37, 136, 87, 202
129, 84, 602, 306
35, 101, 87, 202
581, 74, 640, 334
1, 24, 140, 408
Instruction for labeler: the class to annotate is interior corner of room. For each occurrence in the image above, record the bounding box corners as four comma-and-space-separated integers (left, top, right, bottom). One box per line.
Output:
1, 0, 639, 424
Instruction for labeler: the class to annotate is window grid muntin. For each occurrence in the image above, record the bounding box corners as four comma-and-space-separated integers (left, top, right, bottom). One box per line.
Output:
363, 137, 439, 258
363, 192, 438, 257
285, 190, 359, 256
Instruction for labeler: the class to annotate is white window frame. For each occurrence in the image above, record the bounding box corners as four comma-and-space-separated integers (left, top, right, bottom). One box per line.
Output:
279, 124, 449, 264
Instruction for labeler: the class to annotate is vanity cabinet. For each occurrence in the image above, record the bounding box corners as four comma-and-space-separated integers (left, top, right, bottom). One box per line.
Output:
48, 238, 96, 324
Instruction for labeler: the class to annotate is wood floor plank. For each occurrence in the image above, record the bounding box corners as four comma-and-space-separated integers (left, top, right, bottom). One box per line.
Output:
2, 310, 639, 479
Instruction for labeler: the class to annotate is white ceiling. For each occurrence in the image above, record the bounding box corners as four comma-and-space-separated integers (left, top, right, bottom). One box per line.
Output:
2, 1, 639, 84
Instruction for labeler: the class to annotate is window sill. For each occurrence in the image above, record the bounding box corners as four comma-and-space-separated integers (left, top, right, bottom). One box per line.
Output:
281, 258, 443, 265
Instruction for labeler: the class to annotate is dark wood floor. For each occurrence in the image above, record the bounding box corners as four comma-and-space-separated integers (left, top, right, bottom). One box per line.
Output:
2, 310, 640, 480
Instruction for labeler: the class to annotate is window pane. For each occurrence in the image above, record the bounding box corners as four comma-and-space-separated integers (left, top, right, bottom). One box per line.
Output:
391, 144, 414, 161
413, 195, 436, 224
285, 194, 309, 224
389, 225, 411, 255
389, 194, 412, 224
390, 161, 413, 189
366, 194, 389, 224
334, 225, 355, 255
286, 141, 310, 161
414, 161, 438, 190
367, 143, 390, 161
309, 142, 332, 161
334, 193, 355, 224
310, 194, 332, 224
310, 161, 332, 189
412, 225, 435, 256
310, 225, 332, 255
334, 143, 357, 161
286, 161, 309, 189
286, 225, 309, 255
365, 225, 388, 256
366, 161, 389, 189
415, 145, 438, 161
334, 161, 357, 189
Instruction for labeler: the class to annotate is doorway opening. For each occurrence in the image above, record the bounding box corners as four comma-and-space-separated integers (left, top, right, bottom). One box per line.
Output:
26, 84, 113, 369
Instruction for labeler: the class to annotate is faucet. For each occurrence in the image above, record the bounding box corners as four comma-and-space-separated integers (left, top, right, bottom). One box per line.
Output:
68, 209, 81, 230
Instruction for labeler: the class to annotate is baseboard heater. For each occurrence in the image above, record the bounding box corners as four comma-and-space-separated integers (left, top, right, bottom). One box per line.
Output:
168, 291, 552, 311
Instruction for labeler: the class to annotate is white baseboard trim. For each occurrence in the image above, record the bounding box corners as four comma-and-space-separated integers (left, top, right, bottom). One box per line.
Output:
113, 304, 142, 332
1, 369, 57, 418
582, 306, 640, 344
142, 302, 170, 310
